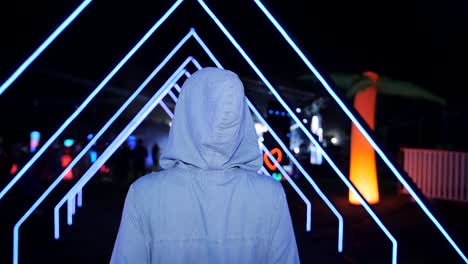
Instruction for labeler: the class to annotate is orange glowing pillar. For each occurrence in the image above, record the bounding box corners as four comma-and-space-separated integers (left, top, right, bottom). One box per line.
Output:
349, 71, 380, 205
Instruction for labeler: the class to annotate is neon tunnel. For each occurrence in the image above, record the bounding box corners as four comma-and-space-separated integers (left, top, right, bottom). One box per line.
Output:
2, 1, 466, 263
49, 31, 353, 253
53, 61, 313, 240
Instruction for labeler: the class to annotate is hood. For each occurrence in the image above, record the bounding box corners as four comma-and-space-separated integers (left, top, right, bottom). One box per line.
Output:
160, 67, 262, 172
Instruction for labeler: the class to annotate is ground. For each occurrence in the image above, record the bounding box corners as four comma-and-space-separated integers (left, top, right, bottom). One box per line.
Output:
0, 171, 467, 263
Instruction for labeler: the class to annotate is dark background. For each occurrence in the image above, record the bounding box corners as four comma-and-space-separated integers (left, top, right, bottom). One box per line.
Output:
0, 0, 467, 151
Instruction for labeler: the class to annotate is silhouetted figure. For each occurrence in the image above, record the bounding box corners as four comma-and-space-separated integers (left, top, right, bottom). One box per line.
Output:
115, 144, 131, 185
52, 142, 63, 180
0, 139, 13, 185
151, 143, 160, 171
132, 139, 147, 179
15, 143, 38, 199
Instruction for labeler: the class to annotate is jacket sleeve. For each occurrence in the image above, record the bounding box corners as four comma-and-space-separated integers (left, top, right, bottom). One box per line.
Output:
110, 184, 151, 264
268, 183, 300, 264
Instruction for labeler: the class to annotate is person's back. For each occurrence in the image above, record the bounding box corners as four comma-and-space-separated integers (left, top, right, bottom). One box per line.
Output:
111, 67, 299, 264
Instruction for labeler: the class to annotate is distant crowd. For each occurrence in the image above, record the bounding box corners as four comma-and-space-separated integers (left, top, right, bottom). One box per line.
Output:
0, 136, 162, 191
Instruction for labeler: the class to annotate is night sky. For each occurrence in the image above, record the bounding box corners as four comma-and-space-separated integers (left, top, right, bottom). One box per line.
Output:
0, 0, 467, 150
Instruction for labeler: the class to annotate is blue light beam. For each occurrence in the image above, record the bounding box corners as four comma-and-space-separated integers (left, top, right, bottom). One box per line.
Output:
0, 0, 93, 96
159, 101, 174, 119
67, 197, 74, 226
77, 189, 82, 208
167, 90, 178, 103
53, 64, 190, 240
259, 166, 271, 176
173, 83, 182, 92
253, 1, 467, 262
191, 31, 344, 252
0, 0, 184, 201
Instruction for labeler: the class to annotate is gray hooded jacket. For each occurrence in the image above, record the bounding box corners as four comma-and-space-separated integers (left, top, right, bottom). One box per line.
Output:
110, 67, 299, 264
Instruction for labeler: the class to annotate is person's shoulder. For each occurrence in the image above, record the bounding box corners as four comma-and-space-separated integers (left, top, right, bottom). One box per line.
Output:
239, 171, 286, 213
242, 170, 283, 196
132, 170, 170, 190
249, 170, 281, 184
126, 171, 173, 206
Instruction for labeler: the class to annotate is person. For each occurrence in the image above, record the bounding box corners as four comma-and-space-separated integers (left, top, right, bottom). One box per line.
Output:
111, 67, 299, 263
132, 138, 148, 179
0, 138, 13, 185
151, 143, 160, 171
114, 144, 131, 185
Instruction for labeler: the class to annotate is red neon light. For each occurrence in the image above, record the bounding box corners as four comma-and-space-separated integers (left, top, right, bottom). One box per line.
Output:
10, 163, 18, 175
61, 154, 73, 180
263, 147, 283, 171
99, 165, 110, 174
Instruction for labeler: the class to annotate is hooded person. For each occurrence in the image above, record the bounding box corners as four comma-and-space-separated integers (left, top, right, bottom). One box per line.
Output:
111, 67, 299, 264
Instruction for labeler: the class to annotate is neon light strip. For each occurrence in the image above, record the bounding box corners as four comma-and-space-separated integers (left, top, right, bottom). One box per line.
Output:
72, 197, 76, 216
259, 166, 270, 176
196, 3, 396, 256
159, 101, 174, 119
0, 0, 93, 96
252, 1, 467, 262
67, 198, 73, 225
53, 64, 190, 240
173, 84, 182, 92
184, 71, 192, 78
190, 58, 203, 70
160, 94, 311, 231
167, 90, 178, 102
67, 196, 77, 226
259, 142, 311, 227
190, 32, 344, 252
0, 0, 184, 202
77, 189, 82, 208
